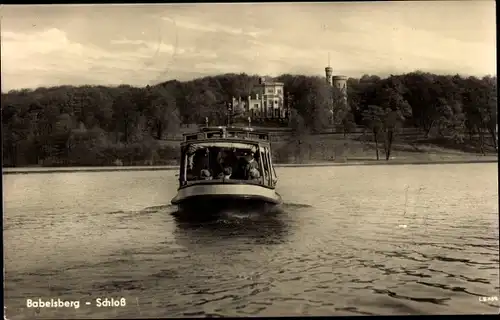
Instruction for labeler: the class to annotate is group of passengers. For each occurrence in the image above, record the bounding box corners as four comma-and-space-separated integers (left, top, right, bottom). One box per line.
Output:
186, 147, 262, 182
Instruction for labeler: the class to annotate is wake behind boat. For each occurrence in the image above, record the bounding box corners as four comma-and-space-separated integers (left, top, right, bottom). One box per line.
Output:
171, 122, 282, 213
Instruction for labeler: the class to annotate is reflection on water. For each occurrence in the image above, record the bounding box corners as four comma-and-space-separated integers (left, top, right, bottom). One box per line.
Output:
3, 164, 499, 319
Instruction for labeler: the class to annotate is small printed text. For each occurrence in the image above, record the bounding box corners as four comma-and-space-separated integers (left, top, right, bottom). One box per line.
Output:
25, 297, 128, 309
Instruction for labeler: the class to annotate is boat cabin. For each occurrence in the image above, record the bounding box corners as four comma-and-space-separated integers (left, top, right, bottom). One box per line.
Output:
178, 126, 278, 189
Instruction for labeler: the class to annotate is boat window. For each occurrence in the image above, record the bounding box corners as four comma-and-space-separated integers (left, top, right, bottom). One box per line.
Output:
183, 145, 263, 183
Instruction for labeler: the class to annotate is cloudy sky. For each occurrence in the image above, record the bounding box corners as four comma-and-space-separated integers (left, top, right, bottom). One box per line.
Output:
0, 1, 496, 92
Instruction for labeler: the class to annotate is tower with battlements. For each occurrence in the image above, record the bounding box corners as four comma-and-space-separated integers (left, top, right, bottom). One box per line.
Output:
332, 75, 347, 105
324, 54, 349, 126
324, 53, 348, 105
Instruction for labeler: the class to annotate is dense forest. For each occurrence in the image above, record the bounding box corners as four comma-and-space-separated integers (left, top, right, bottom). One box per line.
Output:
1, 72, 497, 167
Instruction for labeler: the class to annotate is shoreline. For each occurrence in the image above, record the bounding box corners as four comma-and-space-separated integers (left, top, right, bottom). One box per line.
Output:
3, 156, 497, 175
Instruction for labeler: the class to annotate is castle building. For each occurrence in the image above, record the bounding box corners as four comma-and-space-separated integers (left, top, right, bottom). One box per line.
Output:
232, 77, 287, 121
229, 59, 347, 123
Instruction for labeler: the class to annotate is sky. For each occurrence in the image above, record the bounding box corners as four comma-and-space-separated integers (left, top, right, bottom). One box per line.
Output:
0, 1, 496, 92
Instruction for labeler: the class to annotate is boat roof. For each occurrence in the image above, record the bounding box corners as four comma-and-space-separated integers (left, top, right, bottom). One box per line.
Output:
185, 141, 258, 151
182, 126, 271, 146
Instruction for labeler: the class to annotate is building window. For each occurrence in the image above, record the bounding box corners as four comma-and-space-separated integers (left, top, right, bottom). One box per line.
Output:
254, 104, 259, 109
267, 88, 274, 93
277, 89, 282, 94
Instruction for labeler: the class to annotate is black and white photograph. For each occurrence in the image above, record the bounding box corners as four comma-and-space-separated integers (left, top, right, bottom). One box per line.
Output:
2, 1, 498, 318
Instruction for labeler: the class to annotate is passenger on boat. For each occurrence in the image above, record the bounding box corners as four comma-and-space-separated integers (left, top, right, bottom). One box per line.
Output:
187, 144, 198, 170
217, 166, 232, 180
200, 168, 212, 180
186, 150, 196, 181
232, 154, 248, 179
188, 149, 210, 180
243, 150, 260, 179
248, 167, 261, 181
217, 149, 237, 176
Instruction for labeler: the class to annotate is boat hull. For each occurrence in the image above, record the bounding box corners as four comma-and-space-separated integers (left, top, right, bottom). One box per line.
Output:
171, 182, 282, 213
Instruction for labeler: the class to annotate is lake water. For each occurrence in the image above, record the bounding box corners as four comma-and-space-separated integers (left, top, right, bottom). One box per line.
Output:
3, 164, 499, 318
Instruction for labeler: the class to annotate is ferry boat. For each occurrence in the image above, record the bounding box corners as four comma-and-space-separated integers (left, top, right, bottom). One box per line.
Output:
171, 120, 282, 212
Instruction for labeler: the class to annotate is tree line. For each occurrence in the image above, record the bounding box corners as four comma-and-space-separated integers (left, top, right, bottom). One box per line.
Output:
1, 71, 497, 166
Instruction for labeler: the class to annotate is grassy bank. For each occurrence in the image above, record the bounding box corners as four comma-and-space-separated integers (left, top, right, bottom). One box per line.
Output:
3, 131, 497, 173
155, 130, 497, 164
269, 132, 497, 163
